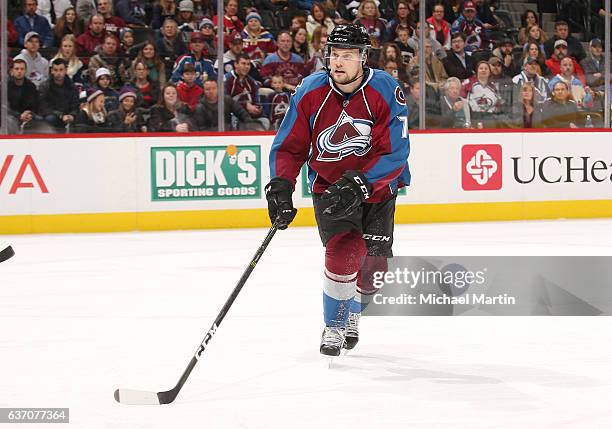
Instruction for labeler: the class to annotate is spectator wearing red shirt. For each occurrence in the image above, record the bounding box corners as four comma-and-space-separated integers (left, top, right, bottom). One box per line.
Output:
76, 14, 107, 57
427, 2, 451, 49
176, 63, 203, 111
213, 0, 244, 38
241, 12, 276, 68
260, 31, 304, 91
98, 0, 126, 37
545, 39, 585, 83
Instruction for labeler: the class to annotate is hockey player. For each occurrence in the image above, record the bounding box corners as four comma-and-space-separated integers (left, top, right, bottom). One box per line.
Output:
265, 24, 411, 357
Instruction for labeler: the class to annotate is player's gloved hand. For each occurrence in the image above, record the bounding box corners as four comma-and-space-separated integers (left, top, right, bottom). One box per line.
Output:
265, 177, 297, 230
321, 171, 372, 220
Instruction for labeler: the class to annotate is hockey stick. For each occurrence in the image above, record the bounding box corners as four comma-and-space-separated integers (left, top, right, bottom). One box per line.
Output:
0, 246, 15, 263
114, 223, 281, 405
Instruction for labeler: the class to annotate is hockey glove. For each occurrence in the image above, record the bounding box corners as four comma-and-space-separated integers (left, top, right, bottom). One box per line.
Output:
265, 177, 297, 230
321, 171, 372, 220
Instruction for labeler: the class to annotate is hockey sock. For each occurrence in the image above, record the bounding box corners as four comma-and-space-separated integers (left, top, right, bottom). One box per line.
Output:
322, 231, 366, 326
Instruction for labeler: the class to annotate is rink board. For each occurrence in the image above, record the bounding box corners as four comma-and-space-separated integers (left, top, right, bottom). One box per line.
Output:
1, 130, 612, 233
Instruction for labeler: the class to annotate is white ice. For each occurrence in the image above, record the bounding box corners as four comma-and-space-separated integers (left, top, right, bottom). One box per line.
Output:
1, 219, 612, 428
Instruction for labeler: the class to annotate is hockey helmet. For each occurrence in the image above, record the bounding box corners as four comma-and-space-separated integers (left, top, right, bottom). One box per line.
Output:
325, 24, 371, 72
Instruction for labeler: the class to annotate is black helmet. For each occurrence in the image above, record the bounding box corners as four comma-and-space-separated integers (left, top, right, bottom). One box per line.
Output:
326, 24, 371, 50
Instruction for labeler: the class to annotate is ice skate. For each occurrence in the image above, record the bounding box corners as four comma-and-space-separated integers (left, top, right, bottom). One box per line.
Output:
320, 326, 345, 357
344, 312, 360, 351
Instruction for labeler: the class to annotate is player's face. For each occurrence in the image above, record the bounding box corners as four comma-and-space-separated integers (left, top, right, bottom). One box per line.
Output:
328, 47, 363, 85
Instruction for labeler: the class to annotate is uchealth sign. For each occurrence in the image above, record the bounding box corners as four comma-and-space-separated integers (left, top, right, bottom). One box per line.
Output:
151, 145, 261, 201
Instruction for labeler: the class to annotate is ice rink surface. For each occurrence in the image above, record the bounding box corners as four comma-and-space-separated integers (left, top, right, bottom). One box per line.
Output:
1, 219, 612, 428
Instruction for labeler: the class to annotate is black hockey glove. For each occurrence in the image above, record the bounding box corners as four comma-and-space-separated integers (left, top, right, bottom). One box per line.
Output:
321, 171, 372, 220
265, 177, 297, 230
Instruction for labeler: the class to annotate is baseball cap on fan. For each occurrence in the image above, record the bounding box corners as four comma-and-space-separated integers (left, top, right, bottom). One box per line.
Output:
463, 1, 476, 11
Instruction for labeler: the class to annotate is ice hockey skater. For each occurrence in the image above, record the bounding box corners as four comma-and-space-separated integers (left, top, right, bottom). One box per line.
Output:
265, 24, 411, 357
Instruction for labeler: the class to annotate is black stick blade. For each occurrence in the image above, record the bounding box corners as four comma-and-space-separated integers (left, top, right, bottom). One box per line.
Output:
0, 246, 15, 263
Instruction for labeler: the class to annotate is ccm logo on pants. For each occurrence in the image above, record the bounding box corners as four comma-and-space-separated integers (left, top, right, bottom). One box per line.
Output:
362, 234, 390, 241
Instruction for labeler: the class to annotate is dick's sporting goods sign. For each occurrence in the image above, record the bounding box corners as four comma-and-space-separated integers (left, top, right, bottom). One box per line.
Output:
151, 146, 260, 200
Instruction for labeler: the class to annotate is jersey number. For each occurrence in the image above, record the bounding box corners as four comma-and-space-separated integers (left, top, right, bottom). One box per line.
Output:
398, 116, 409, 138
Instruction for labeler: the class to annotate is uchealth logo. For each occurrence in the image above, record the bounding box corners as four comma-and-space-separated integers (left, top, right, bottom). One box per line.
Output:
462, 144, 502, 190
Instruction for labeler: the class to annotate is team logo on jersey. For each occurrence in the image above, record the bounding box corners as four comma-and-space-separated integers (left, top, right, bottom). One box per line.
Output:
395, 87, 406, 105
316, 111, 373, 162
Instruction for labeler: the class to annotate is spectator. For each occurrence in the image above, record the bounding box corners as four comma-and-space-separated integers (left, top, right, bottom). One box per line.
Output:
151, 0, 177, 30
380, 42, 405, 72
14, 32, 49, 88
394, 25, 415, 63
580, 38, 605, 95
54, 7, 84, 41
512, 81, 537, 128
93, 67, 120, 112
521, 42, 550, 77
408, 21, 446, 60
543, 21, 585, 62
89, 34, 130, 89
156, 18, 188, 75
74, 87, 110, 132
39, 58, 80, 131
225, 53, 270, 130
8, 59, 41, 134
443, 31, 475, 80
443, 0, 463, 24
133, 42, 167, 87
383, 60, 407, 96
548, 57, 592, 109
216, 30, 243, 74
76, 14, 107, 57
291, 15, 307, 33
512, 56, 549, 105
535, 80, 578, 128
177, 0, 199, 32
291, 28, 310, 62
119, 27, 138, 59
387, 0, 415, 42
148, 84, 193, 132
194, 80, 256, 131
474, 0, 499, 31
76, 0, 97, 26
265, 75, 291, 130
193, 0, 214, 20
307, 25, 328, 73
491, 38, 519, 77
261, 31, 305, 90
14, 0, 54, 48
198, 18, 217, 60
408, 39, 448, 92
37, 0, 72, 28
306, 2, 335, 39
451, 0, 487, 52
545, 40, 585, 83
440, 76, 471, 128
590, 0, 612, 41
51, 34, 85, 83
114, 0, 147, 27
355, 0, 386, 42
171, 32, 217, 86
462, 60, 501, 126
405, 79, 420, 128
176, 63, 203, 111
489, 56, 514, 125
517, 9, 538, 45
427, 2, 451, 50
524, 24, 547, 51
131, 59, 160, 109
8, 20, 19, 47
241, 11, 276, 67
214, 0, 244, 37
98, 0, 126, 37
108, 87, 146, 132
